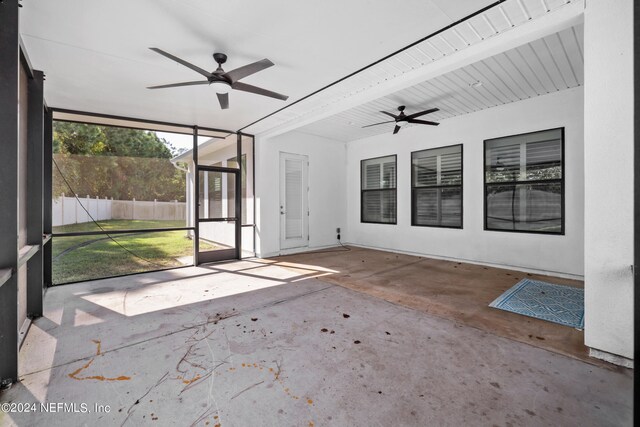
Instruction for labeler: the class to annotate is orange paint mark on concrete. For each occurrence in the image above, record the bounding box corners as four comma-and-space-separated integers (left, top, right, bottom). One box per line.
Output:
225, 361, 310, 404
214, 424, 221, 427
309, 422, 315, 427
179, 374, 202, 385
68, 340, 131, 381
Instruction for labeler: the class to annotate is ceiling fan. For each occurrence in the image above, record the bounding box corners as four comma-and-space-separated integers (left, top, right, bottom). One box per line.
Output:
363, 105, 440, 134
147, 48, 288, 110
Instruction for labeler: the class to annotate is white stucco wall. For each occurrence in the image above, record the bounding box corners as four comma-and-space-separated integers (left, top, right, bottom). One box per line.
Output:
255, 131, 347, 257
583, 0, 634, 360
345, 87, 585, 278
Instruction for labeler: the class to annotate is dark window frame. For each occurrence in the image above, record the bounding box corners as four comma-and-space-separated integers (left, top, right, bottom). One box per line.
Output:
483, 127, 565, 235
360, 154, 397, 225
411, 143, 463, 229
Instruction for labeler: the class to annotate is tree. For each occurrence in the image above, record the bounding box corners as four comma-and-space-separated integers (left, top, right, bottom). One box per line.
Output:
53, 122, 187, 201
53, 121, 173, 158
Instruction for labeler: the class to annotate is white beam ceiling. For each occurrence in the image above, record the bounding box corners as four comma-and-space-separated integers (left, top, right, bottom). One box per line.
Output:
250, 0, 584, 139
298, 24, 584, 142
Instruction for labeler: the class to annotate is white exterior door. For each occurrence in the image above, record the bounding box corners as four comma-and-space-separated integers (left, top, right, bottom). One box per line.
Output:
279, 152, 309, 250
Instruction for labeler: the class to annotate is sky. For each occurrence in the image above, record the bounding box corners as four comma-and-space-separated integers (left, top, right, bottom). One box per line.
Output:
156, 132, 210, 155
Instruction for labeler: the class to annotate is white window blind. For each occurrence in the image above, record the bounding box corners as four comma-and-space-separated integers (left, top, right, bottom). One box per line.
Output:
361, 156, 396, 224
411, 145, 462, 228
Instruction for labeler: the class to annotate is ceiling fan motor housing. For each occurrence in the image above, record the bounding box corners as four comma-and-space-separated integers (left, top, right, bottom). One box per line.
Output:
213, 52, 227, 65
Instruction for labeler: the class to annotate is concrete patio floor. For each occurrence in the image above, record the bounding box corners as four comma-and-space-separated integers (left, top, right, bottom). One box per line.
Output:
273, 246, 594, 365
0, 258, 632, 426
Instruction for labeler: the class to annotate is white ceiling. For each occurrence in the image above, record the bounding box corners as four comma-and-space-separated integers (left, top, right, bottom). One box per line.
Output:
19, 0, 496, 131
298, 24, 584, 142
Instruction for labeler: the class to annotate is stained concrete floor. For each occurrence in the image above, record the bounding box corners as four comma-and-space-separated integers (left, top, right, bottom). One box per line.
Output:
0, 258, 632, 426
271, 246, 594, 365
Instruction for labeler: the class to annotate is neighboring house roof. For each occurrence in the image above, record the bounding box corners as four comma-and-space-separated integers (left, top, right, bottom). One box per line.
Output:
171, 134, 234, 163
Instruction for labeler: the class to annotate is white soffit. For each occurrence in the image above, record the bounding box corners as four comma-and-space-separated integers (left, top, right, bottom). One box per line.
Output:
18, 0, 496, 131
247, 0, 583, 138
299, 23, 584, 142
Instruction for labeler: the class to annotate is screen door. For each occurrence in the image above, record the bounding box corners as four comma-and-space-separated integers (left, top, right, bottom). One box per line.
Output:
197, 166, 239, 263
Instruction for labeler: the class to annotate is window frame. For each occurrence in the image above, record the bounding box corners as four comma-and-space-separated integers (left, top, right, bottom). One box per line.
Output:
411, 143, 464, 229
483, 127, 565, 235
360, 154, 398, 225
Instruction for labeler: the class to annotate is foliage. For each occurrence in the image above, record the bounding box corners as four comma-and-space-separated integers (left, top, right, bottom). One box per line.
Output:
54, 121, 174, 158
53, 121, 187, 201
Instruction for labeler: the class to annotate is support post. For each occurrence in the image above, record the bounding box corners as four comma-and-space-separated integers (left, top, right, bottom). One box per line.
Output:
583, 0, 634, 363
236, 132, 242, 259
633, 0, 639, 416
0, 0, 21, 385
26, 70, 44, 318
43, 106, 52, 288
193, 126, 199, 266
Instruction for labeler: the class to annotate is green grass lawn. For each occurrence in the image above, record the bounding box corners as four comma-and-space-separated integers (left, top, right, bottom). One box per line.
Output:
53, 220, 214, 284
53, 219, 187, 234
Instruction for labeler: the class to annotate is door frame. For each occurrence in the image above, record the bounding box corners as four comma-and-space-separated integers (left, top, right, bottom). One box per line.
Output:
195, 165, 241, 264
279, 152, 309, 252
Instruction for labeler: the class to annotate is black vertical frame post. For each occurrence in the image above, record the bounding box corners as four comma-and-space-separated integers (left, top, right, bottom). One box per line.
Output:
236, 132, 242, 259
43, 106, 53, 287
0, 0, 20, 385
193, 126, 199, 266
252, 136, 256, 256
26, 70, 44, 318
633, 0, 639, 419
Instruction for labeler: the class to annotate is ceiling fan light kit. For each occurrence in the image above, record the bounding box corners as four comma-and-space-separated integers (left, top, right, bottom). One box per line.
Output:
363, 105, 440, 135
210, 81, 231, 94
147, 48, 288, 110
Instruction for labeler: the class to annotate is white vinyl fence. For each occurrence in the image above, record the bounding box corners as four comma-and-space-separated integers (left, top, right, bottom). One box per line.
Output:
53, 194, 186, 227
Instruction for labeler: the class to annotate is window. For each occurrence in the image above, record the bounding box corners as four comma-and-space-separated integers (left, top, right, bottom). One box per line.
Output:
361, 155, 397, 224
484, 128, 564, 234
198, 162, 222, 218
411, 144, 462, 228
227, 154, 247, 222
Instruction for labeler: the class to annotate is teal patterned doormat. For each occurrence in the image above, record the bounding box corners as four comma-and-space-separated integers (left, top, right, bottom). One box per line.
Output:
489, 279, 584, 329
